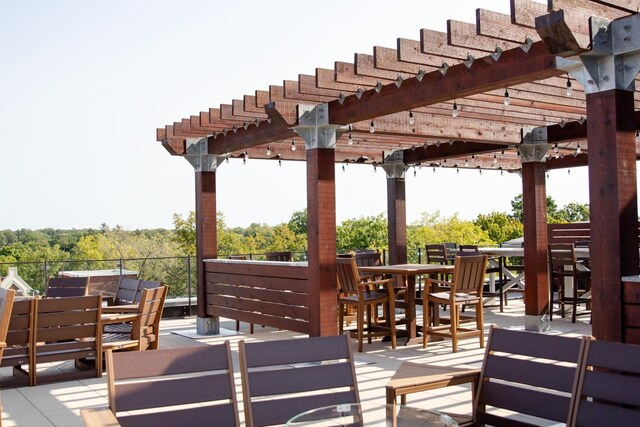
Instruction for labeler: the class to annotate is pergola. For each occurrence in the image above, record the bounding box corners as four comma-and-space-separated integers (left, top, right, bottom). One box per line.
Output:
157, 0, 640, 343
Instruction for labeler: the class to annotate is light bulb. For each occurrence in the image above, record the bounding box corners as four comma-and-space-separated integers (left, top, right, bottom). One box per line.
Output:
479, 168, 482, 175
373, 165, 377, 173
342, 164, 346, 172
547, 172, 550, 179
225, 155, 229, 163
504, 89, 510, 106
464, 159, 468, 167
369, 120, 375, 133
636, 131, 639, 142
290, 140, 296, 151
266, 146, 271, 156
575, 144, 582, 155
413, 167, 417, 177
278, 159, 282, 167
348, 132, 353, 145
554, 143, 559, 153
566, 77, 573, 96
456, 168, 459, 174
243, 157, 246, 165
409, 111, 415, 126
452, 101, 459, 118
568, 169, 571, 175
500, 169, 504, 176
432, 167, 436, 173
493, 153, 498, 163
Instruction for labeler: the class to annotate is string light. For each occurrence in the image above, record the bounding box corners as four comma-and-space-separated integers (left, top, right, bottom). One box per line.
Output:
554, 143, 559, 153
433, 167, 436, 173
342, 164, 346, 172
290, 140, 296, 151
243, 152, 248, 165
452, 101, 459, 118
568, 169, 571, 175
369, 120, 375, 133
225, 154, 230, 163
348, 125, 353, 145
266, 146, 271, 156
456, 168, 460, 174
409, 111, 415, 126
547, 172, 550, 179
464, 158, 469, 167
278, 159, 282, 167
479, 168, 482, 175
373, 165, 377, 173
413, 166, 417, 177
493, 153, 498, 163
500, 169, 504, 176
575, 143, 582, 155
566, 76, 573, 96
504, 88, 510, 106
636, 131, 639, 142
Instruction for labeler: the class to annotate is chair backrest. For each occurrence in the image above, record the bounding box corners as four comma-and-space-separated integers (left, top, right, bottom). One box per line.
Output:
266, 251, 293, 262
475, 327, 587, 426
0, 288, 16, 358
1, 298, 33, 367
239, 334, 359, 427
34, 295, 102, 346
132, 285, 167, 350
336, 257, 361, 296
443, 242, 458, 257
353, 251, 382, 268
426, 244, 448, 265
113, 278, 140, 306
572, 339, 640, 426
451, 255, 488, 295
549, 243, 578, 272
457, 244, 480, 256
106, 343, 240, 427
45, 277, 89, 298
134, 280, 162, 303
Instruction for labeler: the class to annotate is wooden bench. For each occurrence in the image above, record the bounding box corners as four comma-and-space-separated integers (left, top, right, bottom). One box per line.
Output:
0, 298, 35, 387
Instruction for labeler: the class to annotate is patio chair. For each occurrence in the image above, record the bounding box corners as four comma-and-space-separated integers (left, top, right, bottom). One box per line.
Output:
104, 278, 140, 307
0, 297, 34, 387
45, 277, 90, 298
238, 334, 359, 427
266, 251, 293, 262
81, 343, 240, 427
571, 339, 640, 426
32, 295, 103, 385
0, 288, 15, 354
548, 243, 591, 323
457, 245, 506, 311
423, 255, 487, 352
336, 256, 396, 352
103, 285, 167, 352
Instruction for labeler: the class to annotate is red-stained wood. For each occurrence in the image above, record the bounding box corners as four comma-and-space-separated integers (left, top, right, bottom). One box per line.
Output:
387, 177, 407, 267
522, 161, 550, 317
511, 0, 549, 28
306, 148, 338, 336
587, 89, 639, 342
329, 42, 562, 125
196, 171, 217, 319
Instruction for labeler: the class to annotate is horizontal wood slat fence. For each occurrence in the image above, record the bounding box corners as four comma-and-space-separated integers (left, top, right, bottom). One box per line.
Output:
204, 262, 311, 334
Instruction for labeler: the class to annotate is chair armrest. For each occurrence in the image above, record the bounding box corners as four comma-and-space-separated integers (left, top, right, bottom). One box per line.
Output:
385, 362, 480, 405
424, 278, 452, 287
360, 278, 392, 286
101, 305, 138, 314
81, 407, 121, 427
103, 297, 116, 306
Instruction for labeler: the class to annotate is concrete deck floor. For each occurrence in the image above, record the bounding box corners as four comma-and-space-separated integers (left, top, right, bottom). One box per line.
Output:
0, 298, 591, 426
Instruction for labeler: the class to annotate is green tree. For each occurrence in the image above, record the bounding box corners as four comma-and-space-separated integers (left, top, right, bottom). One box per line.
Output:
172, 212, 196, 255
288, 208, 307, 236
336, 214, 388, 251
474, 212, 523, 244
556, 202, 589, 223
511, 194, 559, 222
268, 224, 307, 254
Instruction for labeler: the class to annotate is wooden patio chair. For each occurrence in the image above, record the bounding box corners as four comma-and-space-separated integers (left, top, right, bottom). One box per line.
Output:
336, 256, 396, 352
266, 251, 293, 262
81, 343, 240, 427
103, 278, 140, 307
0, 297, 34, 387
457, 245, 506, 311
571, 339, 640, 426
45, 277, 90, 298
32, 295, 102, 385
0, 288, 15, 354
387, 327, 587, 426
238, 334, 359, 427
423, 255, 487, 352
103, 285, 167, 352
548, 243, 591, 323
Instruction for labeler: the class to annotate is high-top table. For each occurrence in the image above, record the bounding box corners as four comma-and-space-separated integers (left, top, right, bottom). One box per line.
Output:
358, 264, 454, 345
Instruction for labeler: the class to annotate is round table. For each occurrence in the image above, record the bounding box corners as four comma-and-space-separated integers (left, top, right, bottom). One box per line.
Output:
286, 402, 457, 426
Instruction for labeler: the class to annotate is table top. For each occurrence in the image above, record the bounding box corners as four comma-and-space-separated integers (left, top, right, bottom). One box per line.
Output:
286, 402, 457, 426
101, 312, 138, 325
358, 264, 454, 275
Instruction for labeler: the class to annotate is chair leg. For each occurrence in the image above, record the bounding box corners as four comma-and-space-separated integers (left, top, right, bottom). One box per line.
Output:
357, 304, 364, 353
451, 304, 458, 353
423, 299, 430, 349
366, 304, 372, 344
339, 302, 345, 334
388, 297, 396, 350
477, 301, 484, 348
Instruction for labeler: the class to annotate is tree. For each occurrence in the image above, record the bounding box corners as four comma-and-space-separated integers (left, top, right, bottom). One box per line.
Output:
288, 208, 307, 236
556, 202, 589, 223
474, 212, 523, 244
510, 194, 588, 223
172, 212, 196, 255
337, 214, 388, 251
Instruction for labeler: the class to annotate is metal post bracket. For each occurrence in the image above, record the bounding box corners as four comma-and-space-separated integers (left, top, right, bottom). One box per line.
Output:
185, 138, 224, 172
294, 104, 340, 150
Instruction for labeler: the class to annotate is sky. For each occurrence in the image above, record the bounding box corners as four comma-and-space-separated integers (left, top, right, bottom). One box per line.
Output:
0, 0, 596, 231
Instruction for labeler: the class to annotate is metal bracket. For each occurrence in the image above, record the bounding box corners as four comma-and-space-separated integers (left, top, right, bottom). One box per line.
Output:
557, 14, 640, 94
381, 150, 406, 179
293, 104, 340, 150
519, 127, 551, 163
184, 138, 224, 172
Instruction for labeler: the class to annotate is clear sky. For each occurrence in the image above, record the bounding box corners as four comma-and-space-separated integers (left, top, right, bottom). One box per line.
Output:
1, 0, 596, 231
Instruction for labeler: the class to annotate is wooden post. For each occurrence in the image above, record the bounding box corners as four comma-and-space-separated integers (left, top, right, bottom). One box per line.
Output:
519, 129, 551, 331
387, 177, 407, 266
587, 89, 639, 342
195, 170, 218, 333
295, 103, 339, 337
306, 148, 337, 336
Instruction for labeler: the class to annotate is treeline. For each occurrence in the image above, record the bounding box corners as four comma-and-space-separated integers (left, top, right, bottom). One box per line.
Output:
0, 195, 588, 295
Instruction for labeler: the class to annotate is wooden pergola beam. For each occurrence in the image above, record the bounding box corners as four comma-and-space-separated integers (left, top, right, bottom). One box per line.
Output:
328, 41, 563, 125
402, 142, 508, 164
